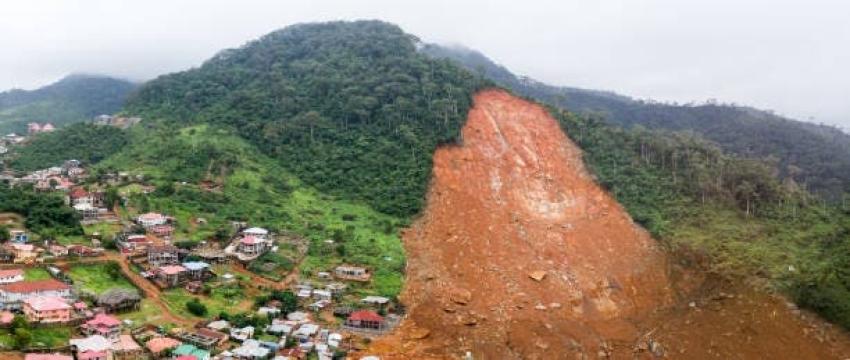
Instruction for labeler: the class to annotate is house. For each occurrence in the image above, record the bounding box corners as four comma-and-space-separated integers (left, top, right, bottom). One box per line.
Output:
333, 265, 371, 282
265, 321, 293, 336
182, 261, 211, 280
292, 323, 319, 341
312, 289, 332, 301
177, 328, 228, 348
230, 326, 254, 342
207, 319, 230, 332
22, 296, 72, 323
96, 288, 141, 312
278, 348, 305, 359
149, 224, 174, 239
137, 212, 168, 228
69, 335, 112, 360
0, 269, 24, 284
148, 245, 179, 267
361, 296, 390, 308
241, 227, 269, 241
231, 339, 270, 359
308, 300, 331, 312
156, 265, 187, 288
75, 203, 101, 221
5, 243, 40, 263
10, 229, 28, 243
236, 236, 268, 257
24, 354, 73, 360
81, 313, 121, 339
345, 310, 386, 331
172, 344, 210, 360
327, 333, 343, 348
325, 282, 347, 295
256, 306, 280, 317
145, 336, 181, 356
0, 279, 72, 310
0, 247, 12, 263
68, 187, 94, 206
68, 244, 103, 257
48, 244, 69, 257
116, 234, 153, 254
112, 335, 142, 360
185, 280, 203, 293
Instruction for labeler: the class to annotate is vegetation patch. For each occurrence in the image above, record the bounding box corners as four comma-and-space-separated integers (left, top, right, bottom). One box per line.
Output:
23, 267, 52, 281
67, 262, 135, 296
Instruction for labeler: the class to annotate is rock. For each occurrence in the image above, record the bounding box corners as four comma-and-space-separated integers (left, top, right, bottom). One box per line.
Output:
459, 313, 478, 326
649, 340, 665, 357
529, 270, 547, 281
550, 302, 562, 309
688, 301, 697, 308
535, 304, 547, 311
405, 327, 431, 340
450, 288, 472, 305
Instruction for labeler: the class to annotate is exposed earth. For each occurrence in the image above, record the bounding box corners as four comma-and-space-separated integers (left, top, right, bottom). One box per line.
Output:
366, 89, 850, 359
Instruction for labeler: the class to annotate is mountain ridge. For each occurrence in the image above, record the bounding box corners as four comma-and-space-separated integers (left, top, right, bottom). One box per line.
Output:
0, 74, 138, 133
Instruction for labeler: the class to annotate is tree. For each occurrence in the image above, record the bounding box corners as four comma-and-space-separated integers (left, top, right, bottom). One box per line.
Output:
186, 298, 208, 316
271, 290, 298, 314
13, 328, 31, 349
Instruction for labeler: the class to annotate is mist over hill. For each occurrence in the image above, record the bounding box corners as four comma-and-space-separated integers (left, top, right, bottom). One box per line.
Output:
0, 74, 137, 133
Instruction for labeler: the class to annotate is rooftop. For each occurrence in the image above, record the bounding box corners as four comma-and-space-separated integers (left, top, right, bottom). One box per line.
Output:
1, 279, 70, 294
23, 296, 70, 311
24, 354, 73, 360
159, 265, 187, 275
0, 269, 23, 278
146, 336, 182, 353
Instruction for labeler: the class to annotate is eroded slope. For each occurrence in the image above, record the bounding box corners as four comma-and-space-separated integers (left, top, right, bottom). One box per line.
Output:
368, 89, 850, 359
372, 89, 672, 358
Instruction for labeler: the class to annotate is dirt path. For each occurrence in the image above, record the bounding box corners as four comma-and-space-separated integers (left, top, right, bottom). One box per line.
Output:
102, 252, 194, 326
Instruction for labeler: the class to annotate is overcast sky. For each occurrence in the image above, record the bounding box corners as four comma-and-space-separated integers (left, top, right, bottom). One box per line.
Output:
1, 0, 848, 128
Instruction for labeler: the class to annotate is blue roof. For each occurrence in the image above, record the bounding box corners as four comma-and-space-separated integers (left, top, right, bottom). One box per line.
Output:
182, 261, 210, 271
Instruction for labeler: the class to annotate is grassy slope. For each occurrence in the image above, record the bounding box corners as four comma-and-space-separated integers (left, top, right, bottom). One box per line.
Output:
98, 124, 405, 297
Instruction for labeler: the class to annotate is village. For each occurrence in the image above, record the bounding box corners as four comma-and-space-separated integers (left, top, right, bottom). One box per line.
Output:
0, 149, 402, 360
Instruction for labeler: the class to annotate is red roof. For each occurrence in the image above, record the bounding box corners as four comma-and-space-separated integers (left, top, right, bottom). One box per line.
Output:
77, 351, 107, 360
348, 310, 384, 322
69, 187, 89, 199
85, 313, 120, 327
240, 236, 258, 245
0, 269, 23, 278
159, 265, 186, 275
0, 279, 69, 293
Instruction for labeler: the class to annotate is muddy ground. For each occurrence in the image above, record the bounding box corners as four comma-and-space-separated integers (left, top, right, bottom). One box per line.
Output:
364, 89, 850, 359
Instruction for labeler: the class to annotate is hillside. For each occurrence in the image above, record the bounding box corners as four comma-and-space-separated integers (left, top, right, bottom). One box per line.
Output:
126, 20, 487, 217
94, 123, 406, 296
0, 74, 137, 133
19, 20, 850, 358
422, 44, 850, 199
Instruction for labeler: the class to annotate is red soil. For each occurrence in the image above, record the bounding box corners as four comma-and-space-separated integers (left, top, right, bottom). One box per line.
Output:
365, 89, 850, 359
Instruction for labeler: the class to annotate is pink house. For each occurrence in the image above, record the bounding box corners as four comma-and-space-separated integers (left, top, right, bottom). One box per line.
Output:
24, 354, 73, 360
22, 296, 72, 323
81, 313, 121, 339
157, 265, 187, 287
0, 269, 24, 284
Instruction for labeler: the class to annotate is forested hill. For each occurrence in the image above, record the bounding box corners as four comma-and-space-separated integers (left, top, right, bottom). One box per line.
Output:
0, 74, 137, 133
421, 44, 850, 199
126, 20, 487, 217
